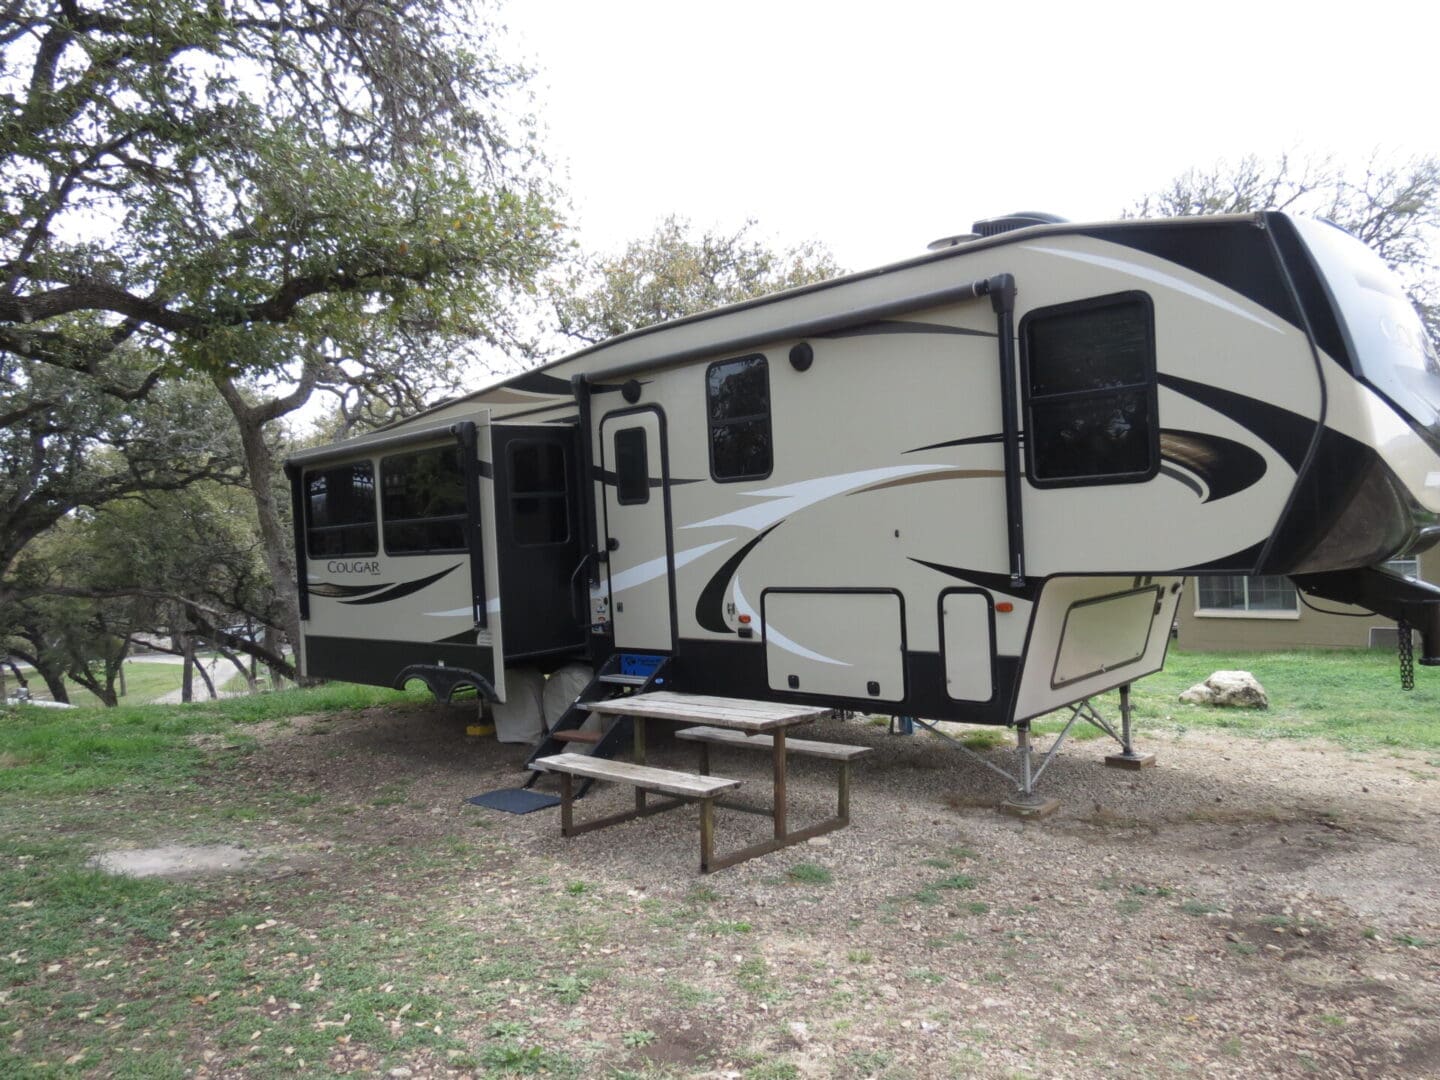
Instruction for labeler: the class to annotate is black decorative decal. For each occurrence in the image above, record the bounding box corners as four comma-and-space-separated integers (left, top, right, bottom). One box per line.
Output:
591, 466, 700, 487
904, 433, 1007, 455
1156, 373, 1315, 473
308, 581, 393, 599
1081, 220, 1301, 333
694, 524, 782, 633
1174, 539, 1268, 574
508, 371, 574, 396
818, 320, 996, 339
340, 563, 461, 605
435, 629, 479, 645
1158, 429, 1268, 503
908, 558, 1041, 601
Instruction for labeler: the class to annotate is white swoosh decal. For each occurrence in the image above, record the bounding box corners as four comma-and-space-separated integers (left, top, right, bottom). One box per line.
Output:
1026, 244, 1286, 334
682, 464, 949, 532
426, 598, 502, 617
607, 538, 733, 594
735, 574, 850, 667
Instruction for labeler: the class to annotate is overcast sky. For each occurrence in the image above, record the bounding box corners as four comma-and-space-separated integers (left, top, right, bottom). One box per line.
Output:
504, 0, 1439, 272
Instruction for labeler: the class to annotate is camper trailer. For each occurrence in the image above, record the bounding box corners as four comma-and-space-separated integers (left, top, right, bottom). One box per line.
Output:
286, 211, 1440, 795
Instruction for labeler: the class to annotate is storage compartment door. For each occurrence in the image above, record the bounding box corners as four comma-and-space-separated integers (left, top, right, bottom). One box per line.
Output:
941, 590, 995, 702
762, 590, 905, 702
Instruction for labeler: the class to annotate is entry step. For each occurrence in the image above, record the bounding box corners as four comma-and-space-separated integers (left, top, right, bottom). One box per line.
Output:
598, 673, 651, 686
551, 730, 602, 745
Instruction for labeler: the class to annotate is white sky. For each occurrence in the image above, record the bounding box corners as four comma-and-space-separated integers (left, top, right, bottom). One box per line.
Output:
504, 0, 1440, 272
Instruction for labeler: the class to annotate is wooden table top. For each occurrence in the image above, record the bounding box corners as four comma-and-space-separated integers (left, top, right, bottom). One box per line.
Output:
581, 691, 831, 733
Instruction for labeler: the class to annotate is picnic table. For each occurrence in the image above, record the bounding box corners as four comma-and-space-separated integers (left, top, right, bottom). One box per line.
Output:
532, 691, 870, 872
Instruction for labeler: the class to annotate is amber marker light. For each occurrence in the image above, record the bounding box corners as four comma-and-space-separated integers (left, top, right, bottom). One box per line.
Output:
995, 602, 1014, 613
738, 614, 752, 624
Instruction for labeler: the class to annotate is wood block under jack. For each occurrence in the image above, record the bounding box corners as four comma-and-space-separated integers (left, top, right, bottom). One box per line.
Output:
997, 795, 1060, 819
1104, 752, 1156, 770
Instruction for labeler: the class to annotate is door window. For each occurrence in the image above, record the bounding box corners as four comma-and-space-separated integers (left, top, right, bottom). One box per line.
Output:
508, 440, 570, 545
614, 426, 650, 505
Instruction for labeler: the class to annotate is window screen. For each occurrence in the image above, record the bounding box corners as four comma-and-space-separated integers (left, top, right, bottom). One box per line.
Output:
706, 354, 772, 480
380, 446, 467, 554
1022, 293, 1157, 485
306, 461, 378, 557
508, 441, 569, 545
614, 426, 649, 505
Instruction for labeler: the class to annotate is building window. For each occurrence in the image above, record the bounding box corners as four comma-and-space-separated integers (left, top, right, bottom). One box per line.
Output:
614, 426, 649, 505
1021, 292, 1158, 486
380, 446, 467, 554
707, 354, 772, 481
1195, 575, 1298, 615
305, 461, 378, 557
508, 440, 569, 546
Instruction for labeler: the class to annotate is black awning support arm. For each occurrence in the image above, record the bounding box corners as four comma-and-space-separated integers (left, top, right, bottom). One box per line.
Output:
975, 273, 1026, 587
451, 420, 488, 629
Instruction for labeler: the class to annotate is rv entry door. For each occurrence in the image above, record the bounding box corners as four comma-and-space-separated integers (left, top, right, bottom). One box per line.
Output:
599, 408, 675, 651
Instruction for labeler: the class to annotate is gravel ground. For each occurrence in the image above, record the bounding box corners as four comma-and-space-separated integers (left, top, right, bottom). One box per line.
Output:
173, 705, 1440, 1077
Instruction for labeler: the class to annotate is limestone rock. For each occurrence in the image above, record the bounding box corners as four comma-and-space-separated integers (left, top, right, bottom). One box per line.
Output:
1179, 670, 1268, 709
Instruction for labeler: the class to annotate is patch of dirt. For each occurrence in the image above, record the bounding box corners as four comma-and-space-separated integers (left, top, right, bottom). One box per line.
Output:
35, 702, 1440, 1077
92, 844, 255, 878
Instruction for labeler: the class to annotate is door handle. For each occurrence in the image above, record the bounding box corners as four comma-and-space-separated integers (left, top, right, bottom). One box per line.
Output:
569, 551, 597, 625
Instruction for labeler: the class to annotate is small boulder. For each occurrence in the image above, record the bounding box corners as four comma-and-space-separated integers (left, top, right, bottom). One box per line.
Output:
1179, 670, 1268, 709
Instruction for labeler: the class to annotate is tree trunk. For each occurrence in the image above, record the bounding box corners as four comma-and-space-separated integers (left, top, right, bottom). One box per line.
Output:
212, 374, 306, 660
118, 662, 127, 698
180, 632, 195, 703
194, 650, 217, 699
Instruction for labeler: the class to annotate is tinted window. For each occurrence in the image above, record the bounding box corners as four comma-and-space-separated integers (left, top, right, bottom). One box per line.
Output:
380, 446, 468, 554
306, 462, 377, 557
707, 354, 772, 480
614, 426, 649, 505
508, 441, 569, 545
1023, 294, 1157, 485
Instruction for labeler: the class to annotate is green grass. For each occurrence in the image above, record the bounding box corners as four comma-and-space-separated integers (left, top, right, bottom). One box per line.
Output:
0, 681, 429, 797
1084, 647, 1440, 752
785, 863, 832, 885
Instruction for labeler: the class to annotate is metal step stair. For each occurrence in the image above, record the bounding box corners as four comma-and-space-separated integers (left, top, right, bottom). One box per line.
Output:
523, 653, 670, 795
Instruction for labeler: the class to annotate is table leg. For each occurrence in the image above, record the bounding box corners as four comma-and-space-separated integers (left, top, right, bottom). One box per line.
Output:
699, 797, 715, 872
634, 716, 647, 813
560, 772, 574, 836
772, 729, 788, 839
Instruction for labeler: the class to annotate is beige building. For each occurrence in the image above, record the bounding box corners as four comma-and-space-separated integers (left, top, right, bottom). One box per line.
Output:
1175, 550, 1436, 651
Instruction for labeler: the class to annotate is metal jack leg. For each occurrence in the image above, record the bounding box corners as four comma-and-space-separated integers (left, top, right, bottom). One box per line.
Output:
1103, 683, 1156, 770
998, 722, 1061, 819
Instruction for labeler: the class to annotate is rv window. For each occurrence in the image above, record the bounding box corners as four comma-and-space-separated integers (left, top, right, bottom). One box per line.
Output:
380, 446, 468, 554
305, 462, 378, 558
1022, 293, 1157, 485
707, 354, 772, 481
508, 440, 569, 546
614, 426, 649, 505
